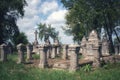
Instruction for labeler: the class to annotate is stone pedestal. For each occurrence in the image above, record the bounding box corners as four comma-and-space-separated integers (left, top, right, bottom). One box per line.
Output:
47, 46, 51, 58
62, 45, 68, 60
17, 43, 25, 64
38, 44, 48, 68
0, 44, 7, 62
26, 43, 32, 61
57, 46, 60, 55
86, 30, 101, 68
51, 44, 57, 58
92, 48, 100, 67
80, 36, 87, 58
101, 36, 110, 56
69, 45, 80, 72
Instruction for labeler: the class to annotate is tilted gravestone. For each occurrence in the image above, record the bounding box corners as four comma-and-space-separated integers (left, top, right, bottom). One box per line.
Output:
0, 43, 7, 62
69, 45, 80, 72
17, 43, 25, 64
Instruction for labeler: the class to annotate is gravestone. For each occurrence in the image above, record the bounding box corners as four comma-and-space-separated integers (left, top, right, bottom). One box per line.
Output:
101, 36, 110, 56
62, 44, 68, 60
69, 45, 80, 72
115, 44, 120, 55
54, 39, 60, 55
45, 40, 51, 58
26, 43, 32, 61
32, 30, 39, 53
86, 30, 100, 67
38, 44, 48, 68
17, 43, 25, 64
51, 44, 57, 58
0, 44, 7, 62
80, 36, 87, 58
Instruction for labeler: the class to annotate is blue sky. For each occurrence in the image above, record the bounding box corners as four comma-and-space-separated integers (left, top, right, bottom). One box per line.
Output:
17, 0, 73, 44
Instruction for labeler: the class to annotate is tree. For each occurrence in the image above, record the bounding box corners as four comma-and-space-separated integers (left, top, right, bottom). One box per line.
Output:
61, 0, 120, 52
0, 0, 27, 44
38, 23, 59, 42
12, 32, 28, 45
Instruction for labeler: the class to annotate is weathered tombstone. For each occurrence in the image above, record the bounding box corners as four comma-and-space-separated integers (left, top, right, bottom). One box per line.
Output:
101, 36, 110, 56
17, 43, 25, 64
38, 44, 48, 68
62, 44, 68, 60
0, 44, 7, 62
32, 30, 39, 53
26, 43, 32, 61
54, 39, 60, 55
80, 36, 87, 58
45, 40, 51, 58
115, 45, 119, 55
51, 45, 57, 58
86, 30, 100, 67
69, 45, 80, 72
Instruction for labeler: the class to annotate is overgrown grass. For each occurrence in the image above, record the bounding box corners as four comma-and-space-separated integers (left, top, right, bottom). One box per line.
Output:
0, 54, 120, 80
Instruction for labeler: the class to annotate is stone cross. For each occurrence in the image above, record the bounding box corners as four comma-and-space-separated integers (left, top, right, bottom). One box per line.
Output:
17, 43, 25, 64
38, 44, 48, 68
34, 30, 38, 45
62, 44, 68, 60
26, 43, 32, 61
0, 44, 7, 62
69, 45, 80, 72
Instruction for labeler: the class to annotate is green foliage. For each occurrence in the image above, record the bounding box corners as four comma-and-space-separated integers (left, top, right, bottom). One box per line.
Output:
81, 64, 92, 72
38, 23, 59, 42
13, 32, 28, 45
61, 0, 120, 46
32, 54, 40, 59
0, 54, 120, 80
0, 0, 27, 44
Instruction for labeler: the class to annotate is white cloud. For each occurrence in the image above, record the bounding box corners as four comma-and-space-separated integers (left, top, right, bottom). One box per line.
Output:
17, 0, 73, 44
39, 1, 58, 14
45, 9, 67, 25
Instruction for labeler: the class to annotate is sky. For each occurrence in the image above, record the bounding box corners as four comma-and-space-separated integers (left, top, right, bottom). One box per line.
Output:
17, 0, 73, 44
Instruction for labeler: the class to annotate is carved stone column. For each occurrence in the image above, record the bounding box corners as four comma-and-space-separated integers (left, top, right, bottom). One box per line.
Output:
62, 45, 68, 60
51, 44, 57, 58
26, 43, 32, 61
38, 44, 48, 68
17, 43, 25, 64
0, 44, 7, 62
69, 45, 80, 72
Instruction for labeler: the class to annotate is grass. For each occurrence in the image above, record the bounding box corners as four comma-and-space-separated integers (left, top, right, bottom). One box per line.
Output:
0, 53, 120, 80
